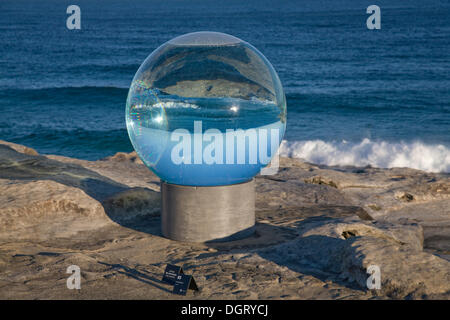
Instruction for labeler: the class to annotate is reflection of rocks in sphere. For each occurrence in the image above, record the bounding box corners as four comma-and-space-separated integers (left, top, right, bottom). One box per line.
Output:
126, 32, 286, 186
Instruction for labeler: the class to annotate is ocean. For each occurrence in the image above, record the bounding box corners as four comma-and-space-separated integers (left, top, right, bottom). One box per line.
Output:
0, 0, 449, 172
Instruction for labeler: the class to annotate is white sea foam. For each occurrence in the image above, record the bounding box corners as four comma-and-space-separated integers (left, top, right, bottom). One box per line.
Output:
155, 101, 200, 109
133, 101, 200, 109
279, 138, 450, 173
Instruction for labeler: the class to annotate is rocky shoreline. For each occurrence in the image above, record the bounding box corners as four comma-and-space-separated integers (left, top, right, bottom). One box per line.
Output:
0, 140, 449, 299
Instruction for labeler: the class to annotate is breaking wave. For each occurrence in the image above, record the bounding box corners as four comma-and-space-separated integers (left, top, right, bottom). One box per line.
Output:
279, 138, 450, 173
132, 101, 200, 109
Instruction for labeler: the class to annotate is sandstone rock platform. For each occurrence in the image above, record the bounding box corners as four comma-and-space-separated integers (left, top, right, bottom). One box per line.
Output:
0, 140, 449, 299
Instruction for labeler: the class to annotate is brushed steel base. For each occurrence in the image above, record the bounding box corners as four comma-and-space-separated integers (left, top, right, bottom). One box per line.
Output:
161, 179, 255, 242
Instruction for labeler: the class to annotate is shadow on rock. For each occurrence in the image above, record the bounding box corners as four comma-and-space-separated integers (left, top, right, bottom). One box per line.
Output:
202, 217, 370, 292
256, 232, 366, 290
98, 261, 172, 293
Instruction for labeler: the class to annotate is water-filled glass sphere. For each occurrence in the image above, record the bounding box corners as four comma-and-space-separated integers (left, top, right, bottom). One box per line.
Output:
126, 31, 286, 186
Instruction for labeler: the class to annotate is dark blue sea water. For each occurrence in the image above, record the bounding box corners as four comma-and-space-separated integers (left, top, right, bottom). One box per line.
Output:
1, 0, 449, 171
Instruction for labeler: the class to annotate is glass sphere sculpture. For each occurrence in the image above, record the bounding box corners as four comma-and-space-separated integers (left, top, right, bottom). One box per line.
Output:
126, 32, 286, 186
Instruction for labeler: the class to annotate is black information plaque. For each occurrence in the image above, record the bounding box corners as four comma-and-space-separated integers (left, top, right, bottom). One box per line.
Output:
161, 264, 184, 285
172, 274, 199, 296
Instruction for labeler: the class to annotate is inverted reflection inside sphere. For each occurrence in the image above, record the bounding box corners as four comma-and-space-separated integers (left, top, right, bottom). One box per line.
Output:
126, 32, 286, 186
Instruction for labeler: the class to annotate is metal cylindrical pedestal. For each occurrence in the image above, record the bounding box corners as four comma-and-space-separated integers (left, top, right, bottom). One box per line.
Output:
161, 179, 255, 242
